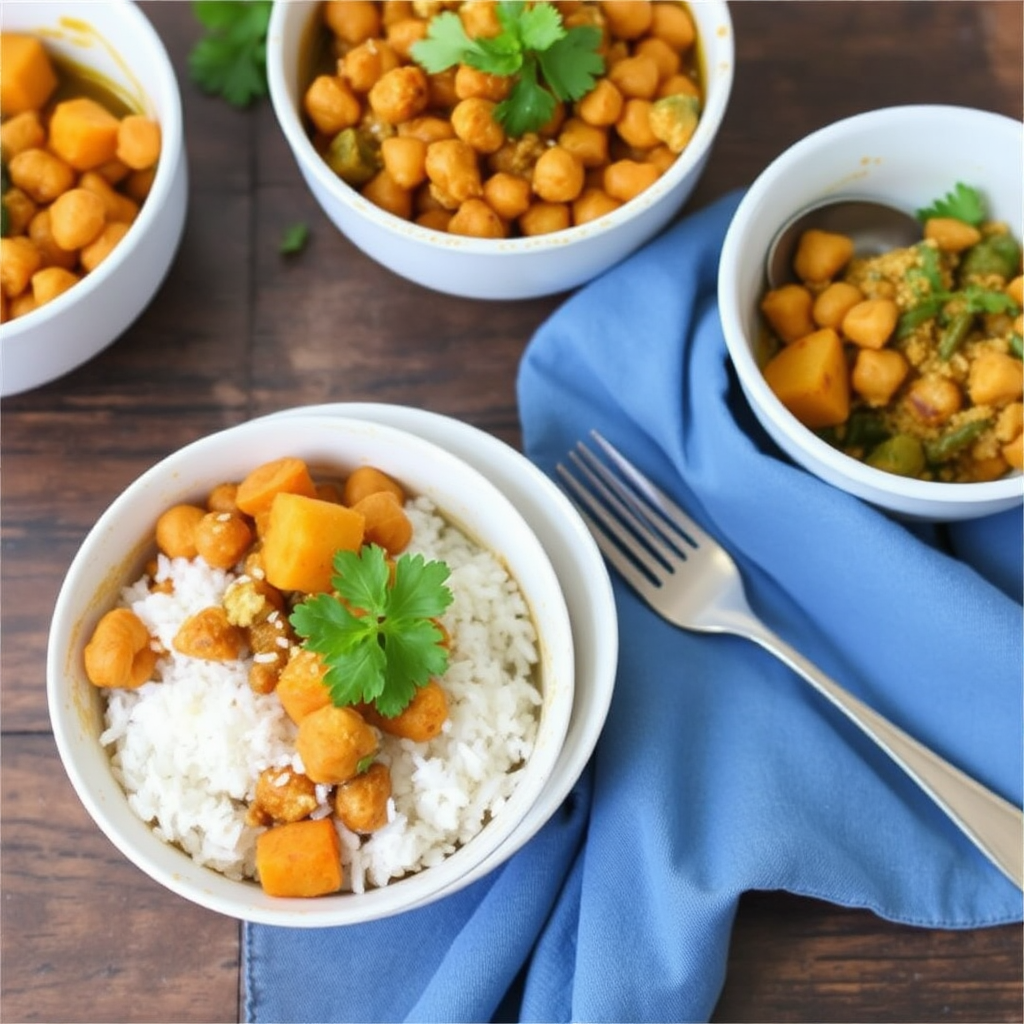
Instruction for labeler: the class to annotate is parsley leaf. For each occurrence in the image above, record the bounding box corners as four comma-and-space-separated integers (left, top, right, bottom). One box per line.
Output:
290, 545, 453, 718
411, 1, 604, 136
916, 182, 987, 227
279, 222, 310, 255
188, 0, 272, 108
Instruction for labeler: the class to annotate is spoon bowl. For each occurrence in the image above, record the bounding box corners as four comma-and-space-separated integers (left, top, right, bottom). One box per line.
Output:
766, 198, 922, 288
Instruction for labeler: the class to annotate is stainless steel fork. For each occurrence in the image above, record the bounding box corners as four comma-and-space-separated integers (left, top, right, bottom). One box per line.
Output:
558, 431, 1023, 890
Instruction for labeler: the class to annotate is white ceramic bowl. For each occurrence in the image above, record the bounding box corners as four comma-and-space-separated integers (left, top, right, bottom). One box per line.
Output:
267, 1, 733, 300
47, 413, 583, 926
1, 0, 187, 397
719, 105, 1024, 521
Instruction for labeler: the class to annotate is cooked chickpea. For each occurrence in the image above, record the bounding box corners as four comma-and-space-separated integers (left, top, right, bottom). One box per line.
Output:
173, 606, 245, 662
969, 351, 1024, 406
924, 217, 982, 253
381, 135, 428, 189
363, 678, 448, 742
760, 284, 816, 345
2, 188, 36, 237
841, 298, 900, 349
603, 158, 660, 202
573, 187, 622, 225
78, 171, 139, 224
333, 762, 392, 833
851, 348, 910, 406
368, 65, 430, 124
115, 116, 161, 171
26, 209, 76, 271
482, 171, 532, 220
812, 281, 864, 329
250, 767, 319, 825
155, 504, 207, 559
904, 376, 963, 427
385, 16, 429, 58
609, 53, 660, 99
31, 266, 79, 307
793, 229, 855, 283
362, 169, 414, 219
194, 511, 254, 570
448, 196, 505, 237
600, 0, 653, 39
304, 75, 362, 135
578, 77, 625, 127
658, 73, 701, 99
615, 98, 659, 149
342, 465, 406, 506
450, 97, 505, 154
79, 222, 131, 272
8, 147, 75, 203
635, 36, 681, 80
49, 188, 107, 251
84, 608, 157, 690
323, 0, 381, 44
0, 237, 42, 298
341, 38, 400, 92
558, 117, 609, 168
425, 138, 483, 205
519, 201, 571, 236
650, 2, 696, 50
398, 115, 456, 143
454, 65, 511, 102
533, 146, 585, 203
0, 110, 45, 157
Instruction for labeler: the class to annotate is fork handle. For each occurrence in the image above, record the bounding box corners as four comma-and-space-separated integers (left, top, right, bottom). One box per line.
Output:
746, 623, 1023, 890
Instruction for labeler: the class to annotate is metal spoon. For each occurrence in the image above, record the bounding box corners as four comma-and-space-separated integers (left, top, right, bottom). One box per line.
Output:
766, 199, 922, 288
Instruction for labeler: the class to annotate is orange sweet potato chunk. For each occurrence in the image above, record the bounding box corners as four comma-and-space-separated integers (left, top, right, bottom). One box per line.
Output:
235, 456, 317, 516
262, 492, 365, 593
48, 97, 121, 171
255, 818, 343, 897
0, 34, 58, 116
762, 327, 851, 429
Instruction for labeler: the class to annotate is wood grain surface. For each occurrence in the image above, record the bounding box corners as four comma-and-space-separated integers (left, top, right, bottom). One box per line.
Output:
2, 3, 1021, 1022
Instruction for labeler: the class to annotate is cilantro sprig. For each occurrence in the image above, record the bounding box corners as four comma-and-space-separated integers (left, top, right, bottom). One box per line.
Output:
290, 545, 453, 718
916, 181, 986, 227
188, 0, 272, 108
411, 1, 604, 137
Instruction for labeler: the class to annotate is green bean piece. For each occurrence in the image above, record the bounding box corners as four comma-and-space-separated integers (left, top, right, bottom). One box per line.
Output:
923, 418, 993, 464
938, 310, 974, 359
866, 435, 926, 478
959, 234, 1021, 282
1011, 333, 1024, 359
842, 408, 890, 451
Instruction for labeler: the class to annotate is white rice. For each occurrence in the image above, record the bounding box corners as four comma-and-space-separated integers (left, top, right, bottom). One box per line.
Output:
99, 495, 541, 891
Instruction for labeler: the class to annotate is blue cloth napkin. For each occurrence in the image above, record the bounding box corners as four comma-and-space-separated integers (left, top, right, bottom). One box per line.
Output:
244, 191, 1023, 1023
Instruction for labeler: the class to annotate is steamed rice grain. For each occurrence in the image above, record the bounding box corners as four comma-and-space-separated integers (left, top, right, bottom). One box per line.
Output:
99, 496, 541, 892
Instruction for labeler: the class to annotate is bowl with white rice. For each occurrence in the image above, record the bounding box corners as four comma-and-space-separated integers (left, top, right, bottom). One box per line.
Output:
47, 412, 580, 925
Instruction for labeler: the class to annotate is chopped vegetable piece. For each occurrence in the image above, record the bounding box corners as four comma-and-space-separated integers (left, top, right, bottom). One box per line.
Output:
762, 327, 851, 428
255, 818, 343, 897
0, 34, 58, 116
924, 419, 992, 464
235, 456, 317, 516
916, 182, 986, 227
866, 435, 926, 477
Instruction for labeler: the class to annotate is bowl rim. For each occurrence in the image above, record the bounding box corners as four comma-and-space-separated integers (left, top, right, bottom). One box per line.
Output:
46, 413, 576, 925
266, 0, 735, 256
719, 103, 1024, 508
0, 0, 185, 341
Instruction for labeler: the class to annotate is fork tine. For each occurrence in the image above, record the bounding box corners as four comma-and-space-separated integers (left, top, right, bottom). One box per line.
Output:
589, 430, 714, 549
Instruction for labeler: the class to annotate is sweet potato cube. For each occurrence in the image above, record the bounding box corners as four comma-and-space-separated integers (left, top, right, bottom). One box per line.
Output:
0, 34, 58, 115
255, 818, 343, 897
235, 456, 317, 516
261, 492, 365, 593
48, 97, 121, 171
762, 327, 851, 428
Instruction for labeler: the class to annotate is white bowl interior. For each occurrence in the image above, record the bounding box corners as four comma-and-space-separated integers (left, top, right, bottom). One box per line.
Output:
1, 0, 187, 397
719, 105, 1024, 520
48, 415, 575, 926
267, 0, 734, 299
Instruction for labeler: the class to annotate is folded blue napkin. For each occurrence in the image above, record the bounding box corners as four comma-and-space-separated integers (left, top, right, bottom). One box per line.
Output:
244, 191, 1023, 1023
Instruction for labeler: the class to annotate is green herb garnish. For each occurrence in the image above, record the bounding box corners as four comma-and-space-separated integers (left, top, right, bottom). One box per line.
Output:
290, 545, 453, 718
188, 0, 272, 108
411, 1, 604, 137
279, 222, 310, 256
916, 181, 986, 226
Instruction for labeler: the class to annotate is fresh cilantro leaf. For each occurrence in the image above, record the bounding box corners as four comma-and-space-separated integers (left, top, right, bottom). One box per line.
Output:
279, 222, 309, 256
538, 25, 605, 101
188, 0, 272, 108
410, 1, 603, 136
960, 283, 1020, 316
290, 545, 453, 718
916, 182, 987, 227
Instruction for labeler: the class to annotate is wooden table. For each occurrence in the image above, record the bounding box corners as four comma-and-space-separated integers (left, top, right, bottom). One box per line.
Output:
3, 3, 1022, 1021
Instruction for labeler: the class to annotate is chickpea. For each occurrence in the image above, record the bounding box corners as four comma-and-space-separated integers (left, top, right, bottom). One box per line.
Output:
812, 281, 864, 330
368, 65, 430, 124
296, 705, 379, 785
615, 98, 659, 149
323, 0, 381, 44
79, 222, 131, 273
246, 609, 296, 694
156, 504, 206, 559
600, 1, 653, 40
115, 116, 161, 171
532, 146, 585, 203
793, 229, 855, 283
31, 266, 79, 307
386, 17, 429, 59
577, 78, 624, 127
8, 292, 37, 319
851, 348, 910, 406
657, 72, 701, 100
425, 138, 483, 205
49, 188, 107, 251
841, 298, 900, 349
760, 284, 816, 345
398, 115, 456, 144
362, 169, 414, 219
454, 65, 511, 102
519, 201, 572, 236
0, 111, 45, 158
194, 511, 254, 570
924, 217, 982, 254
558, 117, 609, 168
341, 38, 400, 93
84, 608, 157, 690
904, 376, 963, 427
444, 196, 503, 237
362, 678, 448, 741
482, 171, 533, 220
608, 53, 660, 99
342, 465, 406, 506
249, 767, 319, 826
969, 351, 1024, 406
603, 158, 660, 202
572, 187, 622, 226
459, 0, 503, 39
0, 237, 42, 298
304, 75, 362, 135
333, 761, 393, 833
381, 135, 428, 189
7, 147, 75, 203
427, 67, 460, 109
635, 36, 681, 80
450, 97, 505, 155
3, 188, 38, 238
78, 171, 139, 224
650, 2, 696, 50
416, 207, 452, 232
207, 482, 240, 513
173, 606, 245, 662
351, 490, 414, 553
